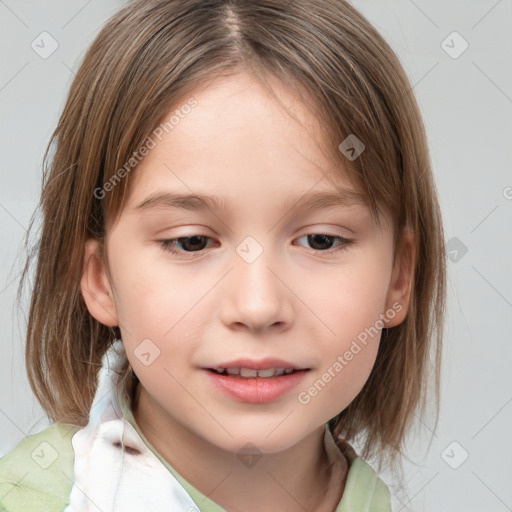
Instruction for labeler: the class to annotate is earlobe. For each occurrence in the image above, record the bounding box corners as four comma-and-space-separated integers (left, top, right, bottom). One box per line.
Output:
384, 229, 416, 328
81, 238, 119, 327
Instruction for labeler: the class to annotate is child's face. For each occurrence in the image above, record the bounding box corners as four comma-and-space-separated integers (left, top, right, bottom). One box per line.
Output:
83, 72, 410, 454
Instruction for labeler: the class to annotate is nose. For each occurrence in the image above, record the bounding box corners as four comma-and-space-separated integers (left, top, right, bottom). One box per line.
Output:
219, 246, 294, 334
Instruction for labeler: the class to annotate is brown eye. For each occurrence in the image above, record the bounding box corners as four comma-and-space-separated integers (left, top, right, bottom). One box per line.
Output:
158, 235, 217, 257
304, 234, 335, 250
174, 235, 209, 252
295, 234, 353, 256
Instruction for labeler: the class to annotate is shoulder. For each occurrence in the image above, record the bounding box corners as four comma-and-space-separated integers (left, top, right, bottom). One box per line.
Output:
0, 422, 81, 512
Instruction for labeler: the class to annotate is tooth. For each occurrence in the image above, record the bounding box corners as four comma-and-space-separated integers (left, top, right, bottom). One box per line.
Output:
257, 368, 276, 378
220, 368, 295, 378
240, 368, 258, 377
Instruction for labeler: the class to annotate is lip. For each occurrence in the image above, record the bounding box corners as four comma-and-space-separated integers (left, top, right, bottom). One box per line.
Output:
205, 357, 308, 371
203, 368, 310, 403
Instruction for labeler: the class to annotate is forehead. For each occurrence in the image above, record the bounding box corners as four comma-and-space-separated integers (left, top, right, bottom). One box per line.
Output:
113, 71, 370, 231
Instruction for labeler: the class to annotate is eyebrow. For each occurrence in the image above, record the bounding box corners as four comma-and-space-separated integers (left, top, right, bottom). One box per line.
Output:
133, 189, 368, 215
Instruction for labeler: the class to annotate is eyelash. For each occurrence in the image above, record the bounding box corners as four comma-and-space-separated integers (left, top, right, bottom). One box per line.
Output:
157, 233, 354, 259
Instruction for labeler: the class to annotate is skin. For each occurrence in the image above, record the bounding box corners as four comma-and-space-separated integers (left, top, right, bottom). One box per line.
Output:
81, 71, 415, 512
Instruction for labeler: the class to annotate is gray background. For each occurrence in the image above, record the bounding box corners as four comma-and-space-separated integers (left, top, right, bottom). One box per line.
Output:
1, 1, 511, 511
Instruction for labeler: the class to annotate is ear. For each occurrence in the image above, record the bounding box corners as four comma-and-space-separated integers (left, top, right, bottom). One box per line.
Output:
383, 229, 416, 328
81, 238, 119, 327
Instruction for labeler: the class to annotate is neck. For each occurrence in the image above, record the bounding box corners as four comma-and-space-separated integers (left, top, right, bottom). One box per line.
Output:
132, 384, 347, 512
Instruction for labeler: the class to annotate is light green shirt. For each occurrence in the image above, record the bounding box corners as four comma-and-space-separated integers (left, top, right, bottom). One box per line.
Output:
0, 389, 391, 511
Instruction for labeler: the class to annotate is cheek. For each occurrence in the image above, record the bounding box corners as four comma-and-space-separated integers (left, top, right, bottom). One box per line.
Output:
309, 342, 379, 419
109, 249, 212, 369
108, 247, 186, 327
301, 248, 392, 338
298, 250, 391, 405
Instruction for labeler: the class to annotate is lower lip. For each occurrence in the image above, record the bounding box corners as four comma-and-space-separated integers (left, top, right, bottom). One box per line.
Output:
203, 369, 309, 403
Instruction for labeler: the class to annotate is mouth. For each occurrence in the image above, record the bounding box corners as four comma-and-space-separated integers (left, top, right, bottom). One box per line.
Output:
206, 367, 308, 378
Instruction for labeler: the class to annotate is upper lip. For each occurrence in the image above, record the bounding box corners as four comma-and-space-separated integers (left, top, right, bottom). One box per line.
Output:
205, 357, 309, 370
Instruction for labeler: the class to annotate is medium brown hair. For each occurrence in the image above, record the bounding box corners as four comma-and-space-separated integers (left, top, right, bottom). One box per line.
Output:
19, 0, 446, 468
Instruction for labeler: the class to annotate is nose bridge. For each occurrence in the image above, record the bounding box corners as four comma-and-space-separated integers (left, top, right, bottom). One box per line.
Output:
220, 234, 292, 331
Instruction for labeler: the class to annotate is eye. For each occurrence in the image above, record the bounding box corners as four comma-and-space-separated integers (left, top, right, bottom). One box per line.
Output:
157, 235, 217, 257
294, 234, 354, 257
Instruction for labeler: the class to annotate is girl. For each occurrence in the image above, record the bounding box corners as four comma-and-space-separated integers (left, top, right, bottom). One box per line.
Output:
0, 0, 446, 511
